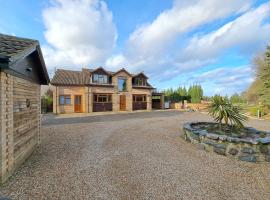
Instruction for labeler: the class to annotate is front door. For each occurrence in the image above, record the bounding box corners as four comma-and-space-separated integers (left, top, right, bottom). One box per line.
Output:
120, 95, 126, 111
74, 95, 82, 112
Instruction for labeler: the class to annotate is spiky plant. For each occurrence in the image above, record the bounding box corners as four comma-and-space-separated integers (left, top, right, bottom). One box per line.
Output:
208, 95, 247, 130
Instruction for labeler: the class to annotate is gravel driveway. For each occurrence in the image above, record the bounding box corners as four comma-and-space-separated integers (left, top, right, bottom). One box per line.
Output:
1, 111, 270, 200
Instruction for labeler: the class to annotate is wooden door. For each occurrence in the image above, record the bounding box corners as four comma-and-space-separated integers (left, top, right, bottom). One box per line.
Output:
120, 95, 126, 111
74, 95, 82, 112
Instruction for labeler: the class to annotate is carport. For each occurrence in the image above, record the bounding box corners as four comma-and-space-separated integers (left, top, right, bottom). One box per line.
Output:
152, 92, 164, 109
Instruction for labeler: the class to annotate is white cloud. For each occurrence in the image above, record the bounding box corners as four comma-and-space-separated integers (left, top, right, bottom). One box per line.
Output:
179, 2, 270, 62
106, 0, 270, 90
124, 0, 251, 63
189, 65, 255, 95
105, 53, 127, 70
42, 0, 117, 71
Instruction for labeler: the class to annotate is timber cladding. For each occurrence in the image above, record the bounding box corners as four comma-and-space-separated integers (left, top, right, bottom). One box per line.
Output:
0, 34, 49, 184
0, 71, 41, 183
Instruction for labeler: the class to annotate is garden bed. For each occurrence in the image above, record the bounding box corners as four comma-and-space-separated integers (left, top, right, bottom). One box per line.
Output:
183, 122, 270, 163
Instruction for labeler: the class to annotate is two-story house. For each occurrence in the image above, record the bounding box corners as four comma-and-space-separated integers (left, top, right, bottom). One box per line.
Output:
51, 67, 164, 114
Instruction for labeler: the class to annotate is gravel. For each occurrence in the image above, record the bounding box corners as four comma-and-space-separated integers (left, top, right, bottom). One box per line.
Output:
1, 111, 270, 200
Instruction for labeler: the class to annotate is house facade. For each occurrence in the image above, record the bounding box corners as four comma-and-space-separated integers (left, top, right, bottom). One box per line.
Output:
51, 67, 164, 114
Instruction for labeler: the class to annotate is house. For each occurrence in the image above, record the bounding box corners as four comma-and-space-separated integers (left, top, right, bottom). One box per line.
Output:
0, 34, 49, 183
51, 67, 164, 114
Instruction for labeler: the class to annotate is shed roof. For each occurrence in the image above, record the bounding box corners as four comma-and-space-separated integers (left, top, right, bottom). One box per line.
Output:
0, 34, 49, 85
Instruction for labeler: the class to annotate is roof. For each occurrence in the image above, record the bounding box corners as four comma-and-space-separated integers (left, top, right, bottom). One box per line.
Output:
51, 69, 85, 85
0, 33, 49, 85
51, 67, 153, 88
0, 33, 38, 61
113, 68, 133, 77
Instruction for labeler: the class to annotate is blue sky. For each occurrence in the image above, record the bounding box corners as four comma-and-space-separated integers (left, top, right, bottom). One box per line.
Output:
1, 0, 270, 96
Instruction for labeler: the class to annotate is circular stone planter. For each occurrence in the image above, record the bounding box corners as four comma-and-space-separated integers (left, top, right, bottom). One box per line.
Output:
183, 122, 270, 163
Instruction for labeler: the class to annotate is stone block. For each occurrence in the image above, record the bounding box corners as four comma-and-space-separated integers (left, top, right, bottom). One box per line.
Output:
206, 133, 219, 140
239, 155, 257, 162
190, 132, 200, 141
241, 147, 255, 154
203, 140, 217, 146
214, 147, 226, 155
228, 148, 238, 155
265, 155, 270, 162
257, 137, 270, 144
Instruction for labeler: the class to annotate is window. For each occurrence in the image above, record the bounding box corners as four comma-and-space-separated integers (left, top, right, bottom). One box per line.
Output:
134, 77, 146, 86
93, 94, 112, 103
59, 95, 71, 105
133, 95, 146, 102
118, 78, 127, 91
93, 74, 108, 84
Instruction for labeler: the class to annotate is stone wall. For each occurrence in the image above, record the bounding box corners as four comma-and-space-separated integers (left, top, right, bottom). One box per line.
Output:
53, 86, 87, 114
183, 122, 270, 163
0, 71, 41, 183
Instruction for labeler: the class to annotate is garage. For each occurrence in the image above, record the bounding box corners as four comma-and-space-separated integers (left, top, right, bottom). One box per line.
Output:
152, 92, 164, 109
93, 94, 112, 112
133, 94, 147, 110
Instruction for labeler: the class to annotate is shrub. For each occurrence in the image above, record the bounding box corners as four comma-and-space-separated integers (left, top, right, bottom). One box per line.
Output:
208, 95, 248, 129
248, 106, 266, 117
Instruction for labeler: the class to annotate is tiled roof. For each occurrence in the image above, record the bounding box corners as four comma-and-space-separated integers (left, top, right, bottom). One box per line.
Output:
51, 69, 86, 85
51, 68, 153, 89
0, 33, 38, 60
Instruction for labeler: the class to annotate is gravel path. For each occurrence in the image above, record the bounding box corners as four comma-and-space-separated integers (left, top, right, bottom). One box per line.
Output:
1, 111, 270, 200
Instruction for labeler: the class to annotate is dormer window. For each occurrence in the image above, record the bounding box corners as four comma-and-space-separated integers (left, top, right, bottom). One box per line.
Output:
93, 74, 108, 84
135, 77, 146, 86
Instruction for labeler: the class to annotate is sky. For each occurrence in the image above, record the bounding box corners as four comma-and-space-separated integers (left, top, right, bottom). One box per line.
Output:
0, 0, 270, 96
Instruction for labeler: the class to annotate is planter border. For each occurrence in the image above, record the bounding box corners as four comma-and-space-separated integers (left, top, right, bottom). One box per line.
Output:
183, 122, 270, 163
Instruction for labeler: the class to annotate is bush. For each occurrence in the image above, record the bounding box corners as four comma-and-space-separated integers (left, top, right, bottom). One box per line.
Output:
208, 95, 247, 129
248, 106, 267, 117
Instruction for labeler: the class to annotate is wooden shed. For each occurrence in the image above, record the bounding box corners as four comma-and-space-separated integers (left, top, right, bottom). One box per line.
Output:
0, 34, 49, 183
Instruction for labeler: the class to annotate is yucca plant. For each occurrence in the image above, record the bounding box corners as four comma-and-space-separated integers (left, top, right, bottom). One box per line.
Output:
208, 95, 248, 130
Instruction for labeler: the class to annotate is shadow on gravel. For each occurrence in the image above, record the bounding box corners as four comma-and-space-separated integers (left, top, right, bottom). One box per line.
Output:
42, 111, 183, 126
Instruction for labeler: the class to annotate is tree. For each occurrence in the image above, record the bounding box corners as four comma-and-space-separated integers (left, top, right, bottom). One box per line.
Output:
258, 46, 270, 108
245, 46, 270, 107
230, 93, 245, 104
188, 84, 203, 103
208, 95, 247, 130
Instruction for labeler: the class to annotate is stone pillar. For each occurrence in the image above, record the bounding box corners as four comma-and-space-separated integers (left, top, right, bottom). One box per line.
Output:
160, 95, 165, 109
0, 72, 14, 183
89, 92, 93, 113
147, 94, 152, 110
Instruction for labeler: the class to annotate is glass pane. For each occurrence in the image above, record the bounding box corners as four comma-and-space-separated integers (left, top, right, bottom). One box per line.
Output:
65, 96, 71, 104
118, 78, 127, 91
98, 96, 103, 102
59, 96, 65, 105
93, 74, 98, 83
103, 75, 108, 84
137, 96, 142, 102
94, 95, 97, 102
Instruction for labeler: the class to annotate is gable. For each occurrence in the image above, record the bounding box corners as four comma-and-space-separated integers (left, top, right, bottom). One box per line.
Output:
113, 68, 132, 77
91, 67, 111, 75
0, 34, 49, 85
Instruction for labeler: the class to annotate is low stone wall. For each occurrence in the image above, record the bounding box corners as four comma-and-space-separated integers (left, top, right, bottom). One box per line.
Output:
183, 122, 270, 163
